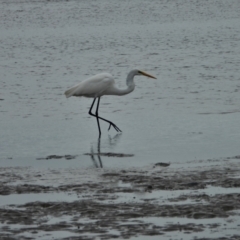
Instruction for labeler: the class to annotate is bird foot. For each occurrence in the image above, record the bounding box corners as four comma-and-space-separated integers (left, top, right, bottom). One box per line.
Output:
108, 122, 122, 132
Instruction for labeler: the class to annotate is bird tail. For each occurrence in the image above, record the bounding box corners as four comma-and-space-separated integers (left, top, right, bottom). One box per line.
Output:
64, 86, 78, 98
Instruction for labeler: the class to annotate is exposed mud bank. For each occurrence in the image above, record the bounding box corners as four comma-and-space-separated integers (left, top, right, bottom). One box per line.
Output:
0, 156, 240, 239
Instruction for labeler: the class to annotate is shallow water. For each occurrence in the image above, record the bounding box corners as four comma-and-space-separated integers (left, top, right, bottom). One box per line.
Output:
1, 0, 240, 169
1, 0, 240, 239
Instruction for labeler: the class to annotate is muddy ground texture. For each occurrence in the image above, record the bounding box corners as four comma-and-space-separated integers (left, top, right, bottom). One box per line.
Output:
0, 156, 240, 239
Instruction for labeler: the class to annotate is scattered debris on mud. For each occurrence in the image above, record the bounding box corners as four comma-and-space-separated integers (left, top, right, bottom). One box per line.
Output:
84, 152, 134, 157
36, 155, 78, 160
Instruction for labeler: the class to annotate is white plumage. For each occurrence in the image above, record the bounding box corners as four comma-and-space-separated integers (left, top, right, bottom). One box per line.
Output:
65, 73, 114, 98
64, 69, 156, 137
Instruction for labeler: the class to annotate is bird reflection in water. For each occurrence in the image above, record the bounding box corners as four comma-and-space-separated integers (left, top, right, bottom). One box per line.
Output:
90, 138, 102, 168
89, 134, 122, 168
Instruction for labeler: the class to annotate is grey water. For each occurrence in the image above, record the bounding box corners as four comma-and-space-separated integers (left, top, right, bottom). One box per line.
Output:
1, 0, 240, 168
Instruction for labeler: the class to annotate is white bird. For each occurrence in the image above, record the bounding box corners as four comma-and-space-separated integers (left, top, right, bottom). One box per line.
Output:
65, 69, 156, 137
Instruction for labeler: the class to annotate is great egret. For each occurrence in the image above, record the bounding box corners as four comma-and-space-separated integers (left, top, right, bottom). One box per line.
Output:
65, 69, 156, 137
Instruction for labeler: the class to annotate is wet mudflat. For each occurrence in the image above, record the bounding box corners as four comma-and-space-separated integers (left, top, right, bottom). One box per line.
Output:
1, 0, 240, 239
1, 156, 240, 239
2, 157, 240, 240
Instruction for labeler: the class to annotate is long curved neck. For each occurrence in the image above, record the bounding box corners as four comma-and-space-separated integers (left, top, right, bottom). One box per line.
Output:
126, 70, 137, 87
113, 84, 134, 96
106, 70, 137, 96
109, 71, 136, 96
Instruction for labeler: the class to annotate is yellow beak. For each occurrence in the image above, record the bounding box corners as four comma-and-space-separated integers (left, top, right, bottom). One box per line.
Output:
139, 70, 157, 79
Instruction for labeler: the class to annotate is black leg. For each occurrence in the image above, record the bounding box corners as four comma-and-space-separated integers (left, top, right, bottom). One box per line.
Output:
95, 97, 101, 137
95, 97, 122, 133
88, 98, 97, 115
88, 97, 122, 136
89, 98, 101, 137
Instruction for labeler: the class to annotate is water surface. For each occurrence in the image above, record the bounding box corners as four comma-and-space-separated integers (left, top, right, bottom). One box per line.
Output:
1, 0, 240, 169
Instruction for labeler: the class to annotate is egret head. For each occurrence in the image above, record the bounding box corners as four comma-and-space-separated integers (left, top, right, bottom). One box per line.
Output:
126, 69, 156, 87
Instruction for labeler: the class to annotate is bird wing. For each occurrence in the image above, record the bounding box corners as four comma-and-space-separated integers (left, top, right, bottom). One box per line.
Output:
65, 73, 114, 98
